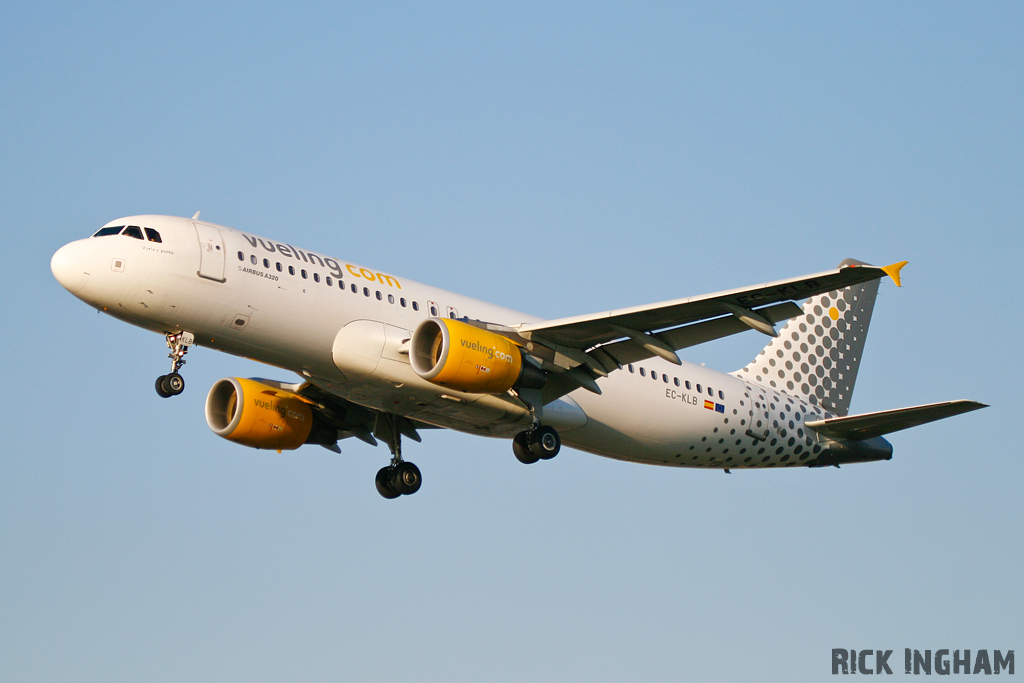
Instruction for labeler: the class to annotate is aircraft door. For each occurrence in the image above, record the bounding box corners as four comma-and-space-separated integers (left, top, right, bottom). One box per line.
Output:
744, 387, 770, 441
193, 222, 226, 282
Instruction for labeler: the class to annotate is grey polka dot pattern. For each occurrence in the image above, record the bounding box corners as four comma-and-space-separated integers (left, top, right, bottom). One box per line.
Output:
694, 386, 824, 469
731, 259, 881, 417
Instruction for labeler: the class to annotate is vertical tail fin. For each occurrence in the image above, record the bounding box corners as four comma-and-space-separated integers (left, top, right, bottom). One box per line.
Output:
732, 259, 883, 417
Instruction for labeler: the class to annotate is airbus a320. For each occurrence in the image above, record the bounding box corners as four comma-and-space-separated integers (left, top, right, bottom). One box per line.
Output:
51, 214, 986, 498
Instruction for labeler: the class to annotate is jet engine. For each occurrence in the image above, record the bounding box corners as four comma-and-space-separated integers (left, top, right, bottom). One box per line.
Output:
205, 377, 336, 450
409, 318, 546, 394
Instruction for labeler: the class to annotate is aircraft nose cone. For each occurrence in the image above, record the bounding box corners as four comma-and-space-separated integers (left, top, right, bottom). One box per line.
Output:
51, 241, 92, 294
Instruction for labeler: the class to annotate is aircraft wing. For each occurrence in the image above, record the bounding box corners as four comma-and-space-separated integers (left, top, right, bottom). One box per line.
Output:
515, 262, 903, 379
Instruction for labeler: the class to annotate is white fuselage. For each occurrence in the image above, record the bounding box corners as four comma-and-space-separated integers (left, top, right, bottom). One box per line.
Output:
52, 214, 852, 470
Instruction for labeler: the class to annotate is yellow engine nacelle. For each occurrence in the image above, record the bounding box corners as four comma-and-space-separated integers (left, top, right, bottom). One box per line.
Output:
205, 377, 318, 450
409, 318, 544, 394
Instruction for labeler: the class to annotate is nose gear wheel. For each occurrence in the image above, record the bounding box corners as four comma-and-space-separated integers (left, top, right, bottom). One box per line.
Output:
155, 372, 185, 397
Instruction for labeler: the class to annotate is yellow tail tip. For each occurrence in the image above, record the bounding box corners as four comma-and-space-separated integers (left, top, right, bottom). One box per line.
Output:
881, 261, 909, 287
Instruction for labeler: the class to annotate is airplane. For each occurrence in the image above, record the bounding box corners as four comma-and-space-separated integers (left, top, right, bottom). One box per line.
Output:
51, 214, 986, 498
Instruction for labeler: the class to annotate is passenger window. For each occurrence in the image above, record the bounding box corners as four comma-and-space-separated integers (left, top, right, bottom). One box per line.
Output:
430, 305, 438, 316
685, 381, 691, 390
263, 258, 270, 268
663, 375, 669, 383
351, 284, 357, 293
123, 225, 144, 240
628, 364, 634, 373
719, 390, 724, 400
376, 291, 382, 301
388, 294, 394, 304
674, 377, 680, 387
640, 368, 646, 377
276, 262, 282, 272
338, 280, 345, 289
288, 265, 295, 276
313, 273, 320, 283
708, 386, 714, 396
325, 276, 332, 286
363, 287, 370, 297
237, 251, 244, 261
144, 228, 162, 243
400, 298, 407, 307
696, 384, 702, 393
251, 255, 257, 265
651, 371, 658, 380
93, 226, 124, 237
412, 301, 420, 311
301, 269, 308, 279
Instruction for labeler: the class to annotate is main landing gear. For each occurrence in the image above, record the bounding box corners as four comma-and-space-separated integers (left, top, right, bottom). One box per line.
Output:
512, 425, 561, 464
155, 331, 193, 398
373, 413, 422, 499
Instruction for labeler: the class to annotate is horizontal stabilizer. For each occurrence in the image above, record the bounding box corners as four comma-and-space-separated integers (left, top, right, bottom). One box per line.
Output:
805, 400, 987, 440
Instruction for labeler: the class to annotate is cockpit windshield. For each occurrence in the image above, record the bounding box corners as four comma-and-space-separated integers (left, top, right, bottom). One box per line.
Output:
91, 225, 162, 242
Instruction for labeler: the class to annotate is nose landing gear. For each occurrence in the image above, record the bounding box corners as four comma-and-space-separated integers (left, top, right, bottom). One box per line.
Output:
155, 331, 193, 398
512, 425, 561, 464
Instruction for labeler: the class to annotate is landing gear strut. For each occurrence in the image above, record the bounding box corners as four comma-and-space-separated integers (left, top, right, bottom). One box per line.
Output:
374, 413, 422, 499
513, 425, 560, 464
155, 331, 193, 398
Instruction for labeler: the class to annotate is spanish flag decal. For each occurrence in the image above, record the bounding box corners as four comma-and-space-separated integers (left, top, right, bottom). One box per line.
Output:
705, 400, 726, 413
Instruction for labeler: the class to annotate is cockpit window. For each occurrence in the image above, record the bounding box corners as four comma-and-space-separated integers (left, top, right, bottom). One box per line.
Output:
144, 228, 162, 243
93, 226, 124, 237
123, 225, 144, 240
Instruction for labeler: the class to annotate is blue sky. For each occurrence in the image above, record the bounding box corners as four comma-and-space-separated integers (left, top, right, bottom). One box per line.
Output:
2, 3, 1021, 681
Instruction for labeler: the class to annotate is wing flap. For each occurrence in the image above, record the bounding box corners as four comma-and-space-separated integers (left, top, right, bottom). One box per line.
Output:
805, 400, 987, 440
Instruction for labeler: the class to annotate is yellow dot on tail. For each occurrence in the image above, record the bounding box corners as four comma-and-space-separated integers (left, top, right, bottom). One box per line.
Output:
829, 307, 840, 320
